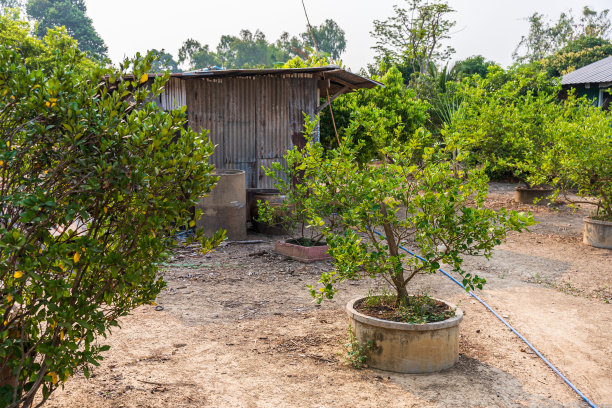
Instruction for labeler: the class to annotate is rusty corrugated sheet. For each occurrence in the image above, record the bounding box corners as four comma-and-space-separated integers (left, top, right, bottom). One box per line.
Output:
183, 74, 318, 189
181, 65, 383, 96
159, 77, 186, 110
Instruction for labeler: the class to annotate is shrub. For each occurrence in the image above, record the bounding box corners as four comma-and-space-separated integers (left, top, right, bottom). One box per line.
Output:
0, 43, 222, 407
530, 95, 612, 220
257, 116, 335, 244
445, 66, 561, 184
285, 117, 534, 307
319, 65, 430, 162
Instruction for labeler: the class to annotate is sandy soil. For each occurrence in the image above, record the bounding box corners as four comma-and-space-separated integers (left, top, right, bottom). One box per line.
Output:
46, 183, 611, 408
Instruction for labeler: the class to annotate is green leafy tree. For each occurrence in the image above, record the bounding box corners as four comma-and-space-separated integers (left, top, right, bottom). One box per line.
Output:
445, 65, 561, 183
530, 95, 612, 220
216, 30, 267, 68
286, 121, 534, 307
300, 19, 347, 59
178, 39, 221, 70
148, 48, 181, 73
541, 36, 612, 77
452, 55, 498, 79
320, 65, 430, 162
0, 9, 95, 73
514, 6, 611, 63
0, 0, 23, 13
26, 0, 107, 61
371, 0, 456, 92
0, 38, 223, 407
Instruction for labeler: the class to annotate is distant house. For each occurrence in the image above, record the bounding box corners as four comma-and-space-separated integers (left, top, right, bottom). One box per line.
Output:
152, 66, 381, 190
561, 56, 612, 110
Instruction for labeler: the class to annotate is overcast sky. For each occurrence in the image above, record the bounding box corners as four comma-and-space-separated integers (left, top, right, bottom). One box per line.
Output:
84, 0, 612, 72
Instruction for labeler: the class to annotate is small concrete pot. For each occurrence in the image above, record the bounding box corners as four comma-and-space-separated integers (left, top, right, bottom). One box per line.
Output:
583, 217, 612, 249
274, 239, 331, 263
514, 187, 553, 205
346, 297, 463, 373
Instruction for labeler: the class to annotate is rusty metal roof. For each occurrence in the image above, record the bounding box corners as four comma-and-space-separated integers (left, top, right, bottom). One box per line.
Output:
561, 56, 612, 85
179, 65, 383, 95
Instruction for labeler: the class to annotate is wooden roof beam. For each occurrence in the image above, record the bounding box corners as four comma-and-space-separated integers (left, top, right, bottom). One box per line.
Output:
316, 86, 350, 114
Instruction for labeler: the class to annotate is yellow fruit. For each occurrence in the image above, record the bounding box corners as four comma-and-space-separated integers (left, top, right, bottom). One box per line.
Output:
73, 252, 80, 263
13, 271, 23, 279
139, 73, 148, 84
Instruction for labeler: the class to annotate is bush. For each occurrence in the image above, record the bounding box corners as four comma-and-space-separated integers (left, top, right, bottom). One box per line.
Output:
530, 95, 612, 220
445, 66, 561, 184
319, 65, 430, 162
0, 43, 223, 406
286, 119, 534, 306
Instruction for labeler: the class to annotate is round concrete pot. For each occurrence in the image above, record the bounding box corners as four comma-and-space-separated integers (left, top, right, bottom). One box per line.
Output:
583, 217, 612, 249
346, 297, 463, 373
514, 187, 553, 205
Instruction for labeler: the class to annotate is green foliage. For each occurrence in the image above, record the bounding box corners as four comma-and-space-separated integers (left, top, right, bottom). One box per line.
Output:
281, 54, 338, 69
371, 0, 456, 93
452, 55, 498, 80
148, 48, 181, 73
541, 36, 612, 77
257, 116, 334, 243
289, 120, 534, 306
530, 95, 612, 220
342, 325, 373, 369
445, 65, 560, 183
0, 41, 223, 406
26, 0, 108, 61
514, 6, 611, 63
320, 65, 430, 162
0, 10, 95, 74
178, 19, 346, 70
178, 39, 221, 70
0, 0, 23, 12
300, 19, 346, 59
361, 292, 455, 324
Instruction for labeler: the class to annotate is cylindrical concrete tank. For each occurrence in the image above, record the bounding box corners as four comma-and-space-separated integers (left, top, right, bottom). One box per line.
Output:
196, 169, 246, 241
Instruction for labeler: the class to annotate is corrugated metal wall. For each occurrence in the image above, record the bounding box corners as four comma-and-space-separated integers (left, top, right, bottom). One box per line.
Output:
183, 74, 318, 189
160, 77, 187, 110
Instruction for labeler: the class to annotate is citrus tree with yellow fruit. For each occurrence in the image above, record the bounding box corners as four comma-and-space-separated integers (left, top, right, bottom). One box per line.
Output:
0, 39, 222, 407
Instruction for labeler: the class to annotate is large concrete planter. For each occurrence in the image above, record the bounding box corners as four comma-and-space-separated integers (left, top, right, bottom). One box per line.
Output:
515, 187, 553, 205
583, 217, 612, 249
346, 297, 463, 373
274, 239, 331, 263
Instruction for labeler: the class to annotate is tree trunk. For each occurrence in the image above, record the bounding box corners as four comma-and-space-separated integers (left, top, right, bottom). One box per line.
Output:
380, 203, 408, 307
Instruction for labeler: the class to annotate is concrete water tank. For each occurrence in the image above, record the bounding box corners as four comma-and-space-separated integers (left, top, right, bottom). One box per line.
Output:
196, 169, 246, 241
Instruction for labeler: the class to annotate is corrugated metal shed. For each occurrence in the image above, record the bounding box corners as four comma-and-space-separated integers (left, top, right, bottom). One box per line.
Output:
157, 66, 381, 189
561, 56, 612, 85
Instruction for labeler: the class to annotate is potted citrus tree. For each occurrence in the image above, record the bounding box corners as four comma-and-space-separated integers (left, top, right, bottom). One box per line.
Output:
257, 117, 339, 263
531, 95, 612, 249
446, 66, 559, 204
297, 128, 534, 373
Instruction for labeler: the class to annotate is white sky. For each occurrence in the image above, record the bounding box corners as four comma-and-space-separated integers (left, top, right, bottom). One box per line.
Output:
84, 0, 612, 72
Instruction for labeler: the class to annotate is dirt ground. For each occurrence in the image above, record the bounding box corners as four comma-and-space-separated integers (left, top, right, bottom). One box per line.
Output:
47, 183, 611, 408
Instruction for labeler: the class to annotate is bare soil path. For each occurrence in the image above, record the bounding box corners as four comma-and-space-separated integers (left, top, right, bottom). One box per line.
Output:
47, 183, 611, 408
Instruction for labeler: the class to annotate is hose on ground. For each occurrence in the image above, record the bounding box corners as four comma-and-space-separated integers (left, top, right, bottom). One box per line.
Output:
369, 228, 598, 408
